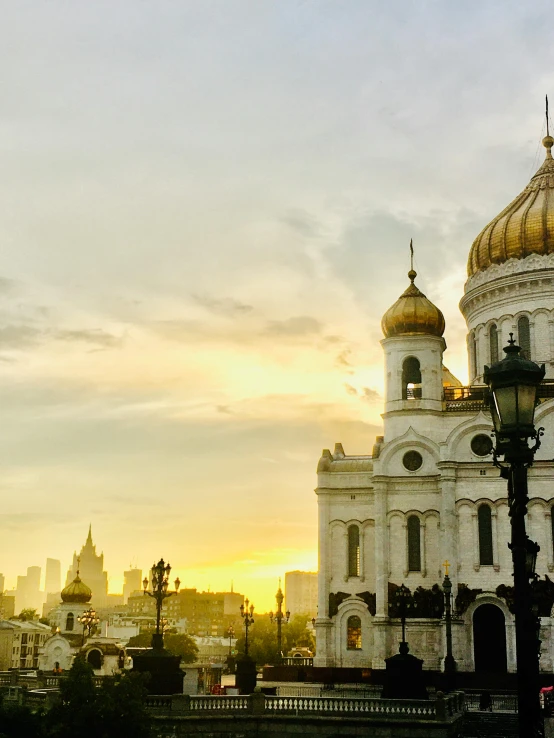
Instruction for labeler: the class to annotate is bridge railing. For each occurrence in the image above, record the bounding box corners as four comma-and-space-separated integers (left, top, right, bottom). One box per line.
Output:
145, 691, 465, 721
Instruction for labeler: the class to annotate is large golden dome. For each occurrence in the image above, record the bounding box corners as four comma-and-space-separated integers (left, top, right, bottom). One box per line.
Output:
468, 136, 554, 276
61, 574, 92, 604
381, 269, 445, 338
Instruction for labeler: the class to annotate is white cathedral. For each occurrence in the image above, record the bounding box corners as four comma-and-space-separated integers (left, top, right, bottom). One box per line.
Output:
314, 130, 554, 674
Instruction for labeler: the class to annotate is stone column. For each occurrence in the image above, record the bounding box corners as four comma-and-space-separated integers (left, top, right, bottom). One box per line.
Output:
548, 319, 554, 365
438, 467, 458, 592
372, 477, 388, 669
314, 489, 334, 667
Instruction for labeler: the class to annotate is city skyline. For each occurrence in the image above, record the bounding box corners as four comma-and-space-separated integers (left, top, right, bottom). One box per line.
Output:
0, 1, 553, 611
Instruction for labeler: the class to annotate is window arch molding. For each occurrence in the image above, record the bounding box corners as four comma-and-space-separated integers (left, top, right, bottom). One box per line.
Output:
334, 599, 371, 659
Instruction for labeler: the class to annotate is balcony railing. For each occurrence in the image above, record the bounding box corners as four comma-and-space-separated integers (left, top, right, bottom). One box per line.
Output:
444, 380, 554, 412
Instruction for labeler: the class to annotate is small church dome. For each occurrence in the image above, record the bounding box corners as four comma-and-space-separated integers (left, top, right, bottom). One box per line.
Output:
61, 574, 92, 604
381, 269, 445, 338
468, 136, 554, 276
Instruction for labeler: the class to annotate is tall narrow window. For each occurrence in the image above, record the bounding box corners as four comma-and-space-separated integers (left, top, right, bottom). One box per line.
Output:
346, 615, 362, 650
402, 357, 422, 400
478, 504, 493, 565
551, 508, 554, 563
65, 613, 74, 631
518, 316, 531, 359
348, 525, 360, 577
489, 324, 499, 364
407, 516, 421, 572
471, 333, 478, 380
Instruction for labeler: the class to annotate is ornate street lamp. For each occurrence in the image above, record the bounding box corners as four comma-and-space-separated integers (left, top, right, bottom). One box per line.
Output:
77, 607, 99, 646
143, 558, 180, 650
394, 584, 412, 655
239, 598, 255, 657
441, 561, 456, 683
269, 581, 290, 663
484, 335, 545, 738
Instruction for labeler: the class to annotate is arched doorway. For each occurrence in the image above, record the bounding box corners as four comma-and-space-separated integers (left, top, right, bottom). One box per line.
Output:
473, 604, 507, 673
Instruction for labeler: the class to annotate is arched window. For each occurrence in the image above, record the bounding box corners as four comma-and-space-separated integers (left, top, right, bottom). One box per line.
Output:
471, 333, 478, 379
347, 525, 360, 577
402, 357, 422, 400
65, 613, 74, 631
407, 516, 421, 572
478, 504, 493, 566
518, 316, 531, 359
87, 649, 102, 670
489, 324, 499, 364
346, 615, 362, 650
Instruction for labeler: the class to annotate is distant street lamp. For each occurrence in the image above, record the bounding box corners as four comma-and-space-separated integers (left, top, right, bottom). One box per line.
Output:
240, 598, 255, 657
227, 625, 235, 657
77, 607, 99, 646
393, 584, 412, 655
143, 559, 180, 650
269, 581, 290, 663
484, 334, 545, 738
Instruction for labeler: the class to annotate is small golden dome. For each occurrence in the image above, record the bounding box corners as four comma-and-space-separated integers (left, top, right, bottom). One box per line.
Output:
381, 270, 445, 338
468, 136, 554, 276
61, 574, 92, 604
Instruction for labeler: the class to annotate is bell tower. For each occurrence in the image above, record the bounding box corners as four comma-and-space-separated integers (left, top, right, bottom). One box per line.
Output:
381, 252, 446, 424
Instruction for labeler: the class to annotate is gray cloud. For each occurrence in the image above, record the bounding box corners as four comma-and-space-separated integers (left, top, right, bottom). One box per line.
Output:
264, 316, 323, 337
192, 294, 254, 316
281, 209, 323, 239
55, 329, 123, 349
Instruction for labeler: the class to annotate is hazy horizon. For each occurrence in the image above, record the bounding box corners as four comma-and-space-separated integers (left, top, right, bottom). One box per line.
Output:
0, 0, 553, 611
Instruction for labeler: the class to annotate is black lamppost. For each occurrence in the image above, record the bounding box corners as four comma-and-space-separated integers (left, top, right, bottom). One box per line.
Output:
484, 334, 545, 738
240, 598, 255, 657
395, 584, 412, 655
77, 607, 99, 646
441, 561, 456, 682
269, 582, 290, 662
142, 559, 180, 650
227, 624, 235, 656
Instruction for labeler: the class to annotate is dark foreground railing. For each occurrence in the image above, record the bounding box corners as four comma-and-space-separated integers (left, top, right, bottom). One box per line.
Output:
144, 691, 465, 721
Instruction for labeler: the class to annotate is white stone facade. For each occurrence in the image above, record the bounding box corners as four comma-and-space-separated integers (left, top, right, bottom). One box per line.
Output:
315, 260, 554, 674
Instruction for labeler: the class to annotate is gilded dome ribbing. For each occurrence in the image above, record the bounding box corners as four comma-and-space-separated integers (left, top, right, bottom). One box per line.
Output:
61, 574, 92, 604
468, 136, 554, 276
381, 269, 445, 338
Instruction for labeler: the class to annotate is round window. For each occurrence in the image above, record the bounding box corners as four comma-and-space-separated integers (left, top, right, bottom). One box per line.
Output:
471, 434, 493, 457
403, 450, 423, 471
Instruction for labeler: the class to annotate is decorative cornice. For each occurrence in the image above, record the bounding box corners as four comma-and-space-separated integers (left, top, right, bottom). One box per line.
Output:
464, 253, 554, 293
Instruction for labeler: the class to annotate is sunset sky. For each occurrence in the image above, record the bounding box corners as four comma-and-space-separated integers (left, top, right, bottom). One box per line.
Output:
0, 1, 553, 611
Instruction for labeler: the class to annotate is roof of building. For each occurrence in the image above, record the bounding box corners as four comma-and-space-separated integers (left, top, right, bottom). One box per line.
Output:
381, 269, 445, 339
61, 574, 92, 604
468, 135, 554, 276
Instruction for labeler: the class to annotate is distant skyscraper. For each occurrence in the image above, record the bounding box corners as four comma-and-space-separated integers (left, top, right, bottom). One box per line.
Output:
15, 567, 43, 613
0, 573, 4, 593
285, 571, 318, 618
123, 568, 142, 604
65, 526, 108, 607
45, 559, 61, 594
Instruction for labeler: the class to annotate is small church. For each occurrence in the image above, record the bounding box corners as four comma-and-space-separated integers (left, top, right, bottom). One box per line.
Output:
314, 128, 554, 673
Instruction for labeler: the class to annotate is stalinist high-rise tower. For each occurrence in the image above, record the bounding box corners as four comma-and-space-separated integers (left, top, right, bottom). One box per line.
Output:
65, 526, 109, 608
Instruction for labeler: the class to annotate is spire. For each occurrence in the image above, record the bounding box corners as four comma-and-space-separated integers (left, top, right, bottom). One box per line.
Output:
86, 524, 93, 546
543, 94, 553, 160
408, 239, 416, 283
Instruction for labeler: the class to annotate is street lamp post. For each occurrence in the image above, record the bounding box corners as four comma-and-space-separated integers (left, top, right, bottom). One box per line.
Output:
77, 607, 100, 646
441, 561, 456, 686
227, 625, 235, 656
269, 581, 290, 663
484, 334, 545, 738
239, 598, 255, 657
236, 598, 256, 694
394, 584, 412, 655
142, 559, 180, 650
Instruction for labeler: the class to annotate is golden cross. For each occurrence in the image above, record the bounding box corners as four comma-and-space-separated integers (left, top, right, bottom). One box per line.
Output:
442, 560, 450, 576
